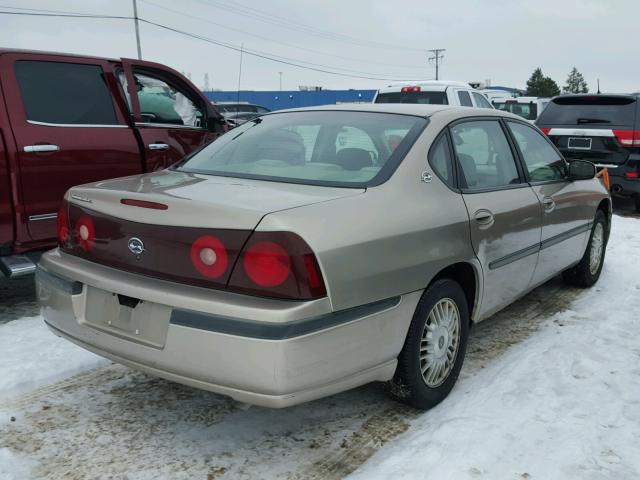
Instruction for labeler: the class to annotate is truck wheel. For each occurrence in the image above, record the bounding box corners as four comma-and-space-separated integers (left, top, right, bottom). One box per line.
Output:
387, 278, 469, 410
562, 210, 607, 288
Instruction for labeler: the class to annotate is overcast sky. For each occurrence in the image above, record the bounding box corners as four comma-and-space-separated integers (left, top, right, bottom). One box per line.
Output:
1, 0, 638, 93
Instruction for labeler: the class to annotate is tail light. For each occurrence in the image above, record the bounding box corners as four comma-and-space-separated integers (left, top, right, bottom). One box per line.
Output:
401, 86, 421, 93
228, 231, 326, 300
625, 171, 640, 180
74, 215, 96, 252
57, 202, 69, 246
539, 128, 551, 135
613, 130, 640, 146
62, 202, 326, 301
190, 235, 228, 279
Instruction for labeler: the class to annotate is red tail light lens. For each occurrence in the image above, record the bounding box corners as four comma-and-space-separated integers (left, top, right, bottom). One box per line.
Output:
401, 86, 421, 93
190, 235, 228, 279
613, 130, 640, 146
228, 232, 326, 300
539, 128, 551, 135
625, 171, 640, 180
57, 203, 69, 246
243, 241, 291, 287
74, 215, 95, 252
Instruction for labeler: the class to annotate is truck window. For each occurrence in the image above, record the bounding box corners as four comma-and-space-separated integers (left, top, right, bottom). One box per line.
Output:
121, 71, 204, 128
375, 91, 448, 104
14, 61, 118, 125
472, 92, 493, 109
457, 90, 473, 107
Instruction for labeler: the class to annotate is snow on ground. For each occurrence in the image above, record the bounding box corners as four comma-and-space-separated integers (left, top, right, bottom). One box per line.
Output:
0, 316, 106, 397
0, 215, 638, 480
350, 215, 640, 480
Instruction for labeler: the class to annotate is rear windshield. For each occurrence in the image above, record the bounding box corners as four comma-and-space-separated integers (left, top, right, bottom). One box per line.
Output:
494, 102, 537, 120
178, 111, 427, 187
537, 96, 637, 126
375, 91, 448, 105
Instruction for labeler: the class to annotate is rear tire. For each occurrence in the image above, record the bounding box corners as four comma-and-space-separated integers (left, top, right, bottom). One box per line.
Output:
562, 210, 607, 287
387, 278, 469, 410
634, 194, 640, 213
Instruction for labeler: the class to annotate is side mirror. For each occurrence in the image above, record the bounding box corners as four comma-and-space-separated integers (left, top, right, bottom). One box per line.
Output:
568, 159, 596, 181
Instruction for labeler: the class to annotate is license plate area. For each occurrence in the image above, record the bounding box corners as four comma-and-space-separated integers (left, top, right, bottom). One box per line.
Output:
81, 286, 171, 349
568, 137, 592, 150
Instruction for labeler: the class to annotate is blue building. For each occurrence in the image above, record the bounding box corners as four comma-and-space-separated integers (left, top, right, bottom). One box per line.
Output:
203, 90, 376, 111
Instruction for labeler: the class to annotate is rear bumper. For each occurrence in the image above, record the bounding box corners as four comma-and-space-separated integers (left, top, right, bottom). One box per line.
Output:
37, 250, 420, 408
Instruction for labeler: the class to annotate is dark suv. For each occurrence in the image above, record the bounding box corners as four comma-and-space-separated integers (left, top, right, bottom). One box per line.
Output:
536, 94, 640, 210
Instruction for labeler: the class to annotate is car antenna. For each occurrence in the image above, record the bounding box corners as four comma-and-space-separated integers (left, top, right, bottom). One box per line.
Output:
597, 79, 601, 94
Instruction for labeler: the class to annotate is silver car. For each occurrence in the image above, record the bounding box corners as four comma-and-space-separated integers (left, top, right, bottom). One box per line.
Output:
37, 105, 610, 409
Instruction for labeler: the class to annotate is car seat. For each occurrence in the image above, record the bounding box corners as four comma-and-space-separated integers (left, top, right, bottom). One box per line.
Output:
335, 148, 373, 171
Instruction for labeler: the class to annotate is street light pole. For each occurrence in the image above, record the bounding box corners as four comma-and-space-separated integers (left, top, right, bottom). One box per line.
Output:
132, 0, 142, 59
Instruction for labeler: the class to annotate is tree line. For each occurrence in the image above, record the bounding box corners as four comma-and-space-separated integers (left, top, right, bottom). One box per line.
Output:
525, 67, 589, 97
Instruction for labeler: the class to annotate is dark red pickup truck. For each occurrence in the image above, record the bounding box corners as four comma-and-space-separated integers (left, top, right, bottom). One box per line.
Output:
0, 49, 225, 278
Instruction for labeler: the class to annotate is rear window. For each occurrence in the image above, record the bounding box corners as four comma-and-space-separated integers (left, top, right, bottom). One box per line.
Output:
495, 102, 538, 120
537, 96, 636, 126
375, 91, 448, 105
178, 111, 427, 187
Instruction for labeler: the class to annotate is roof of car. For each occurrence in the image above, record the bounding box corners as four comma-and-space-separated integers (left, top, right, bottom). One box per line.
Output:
0, 48, 117, 62
270, 103, 525, 121
377, 80, 477, 93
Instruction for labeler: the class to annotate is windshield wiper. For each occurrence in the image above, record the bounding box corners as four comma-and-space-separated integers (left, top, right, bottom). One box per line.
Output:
576, 117, 611, 124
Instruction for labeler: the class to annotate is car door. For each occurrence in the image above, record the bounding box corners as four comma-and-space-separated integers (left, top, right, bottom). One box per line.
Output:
0, 53, 141, 243
450, 118, 542, 319
120, 59, 223, 171
506, 121, 592, 286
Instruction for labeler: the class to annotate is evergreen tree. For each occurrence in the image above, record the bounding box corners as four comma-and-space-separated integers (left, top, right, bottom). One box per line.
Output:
564, 67, 589, 93
526, 68, 561, 97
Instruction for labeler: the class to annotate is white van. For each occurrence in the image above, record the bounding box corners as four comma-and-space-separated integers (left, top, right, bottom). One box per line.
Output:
492, 97, 550, 122
373, 80, 494, 109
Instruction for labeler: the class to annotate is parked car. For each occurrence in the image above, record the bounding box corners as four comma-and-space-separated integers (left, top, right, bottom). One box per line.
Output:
374, 80, 494, 109
536, 94, 640, 210
37, 104, 610, 410
480, 89, 515, 104
0, 49, 225, 278
494, 97, 550, 122
224, 111, 268, 127
214, 102, 271, 116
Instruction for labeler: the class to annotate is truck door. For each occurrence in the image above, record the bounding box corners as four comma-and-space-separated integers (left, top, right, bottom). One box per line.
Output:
0, 53, 141, 243
120, 59, 223, 171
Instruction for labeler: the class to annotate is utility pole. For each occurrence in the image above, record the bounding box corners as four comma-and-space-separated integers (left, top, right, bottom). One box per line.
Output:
236, 43, 244, 114
428, 49, 445, 80
278, 71, 283, 91
132, 0, 142, 59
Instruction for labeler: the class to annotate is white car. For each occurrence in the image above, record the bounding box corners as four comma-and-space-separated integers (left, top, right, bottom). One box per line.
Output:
493, 97, 550, 122
373, 80, 494, 109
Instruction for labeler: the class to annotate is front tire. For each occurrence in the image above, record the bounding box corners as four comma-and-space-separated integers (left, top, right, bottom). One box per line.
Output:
387, 279, 469, 410
562, 210, 607, 287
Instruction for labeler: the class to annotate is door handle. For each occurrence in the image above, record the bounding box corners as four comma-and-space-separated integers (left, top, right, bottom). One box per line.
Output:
23, 144, 60, 153
148, 143, 170, 151
473, 209, 494, 226
542, 196, 556, 212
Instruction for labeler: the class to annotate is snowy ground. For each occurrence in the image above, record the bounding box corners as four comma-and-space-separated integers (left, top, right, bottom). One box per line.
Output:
1, 215, 639, 480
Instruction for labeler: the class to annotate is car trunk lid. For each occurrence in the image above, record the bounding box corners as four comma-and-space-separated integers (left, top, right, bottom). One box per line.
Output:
61, 169, 363, 291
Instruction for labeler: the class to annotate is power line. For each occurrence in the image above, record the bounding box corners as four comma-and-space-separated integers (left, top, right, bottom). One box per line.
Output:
140, 0, 427, 71
139, 17, 421, 81
195, 0, 426, 53
0, 7, 421, 81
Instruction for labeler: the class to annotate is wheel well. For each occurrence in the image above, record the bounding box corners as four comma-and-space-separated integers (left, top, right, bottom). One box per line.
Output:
429, 262, 477, 323
597, 198, 612, 240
